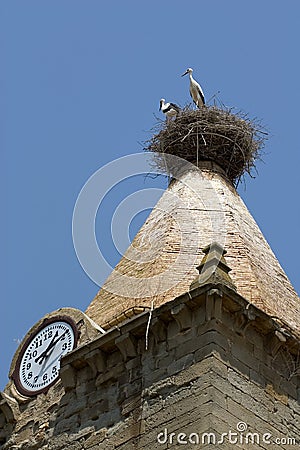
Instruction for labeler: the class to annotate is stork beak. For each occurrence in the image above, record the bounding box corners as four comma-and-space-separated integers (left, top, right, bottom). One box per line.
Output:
181, 70, 189, 77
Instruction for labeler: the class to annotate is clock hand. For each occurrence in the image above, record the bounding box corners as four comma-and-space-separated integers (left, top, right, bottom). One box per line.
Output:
35, 329, 69, 364
38, 352, 62, 379
36, 346, 55, 378
35, 331, 59, 363
46, 329, 69, 351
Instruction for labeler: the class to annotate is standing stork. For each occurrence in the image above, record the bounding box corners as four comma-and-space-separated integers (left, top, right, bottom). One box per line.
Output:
159, 98, 181, 120
181, 68, 205, 108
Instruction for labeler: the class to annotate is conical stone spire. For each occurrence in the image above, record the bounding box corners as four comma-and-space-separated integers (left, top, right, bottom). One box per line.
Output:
86, 161, 300, 333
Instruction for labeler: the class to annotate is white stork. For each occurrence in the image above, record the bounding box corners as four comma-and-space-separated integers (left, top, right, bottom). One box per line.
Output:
159, 98, 181, 120
182, 68, 205, 108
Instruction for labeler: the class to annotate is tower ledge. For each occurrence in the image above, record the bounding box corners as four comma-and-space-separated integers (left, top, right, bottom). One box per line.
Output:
3, 277, 300, 448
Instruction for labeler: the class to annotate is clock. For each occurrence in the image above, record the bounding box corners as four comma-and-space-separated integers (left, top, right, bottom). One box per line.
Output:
12, 315, 78, 397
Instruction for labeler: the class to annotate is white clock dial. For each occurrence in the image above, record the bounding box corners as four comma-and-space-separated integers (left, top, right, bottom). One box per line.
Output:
13, 316, 78, 396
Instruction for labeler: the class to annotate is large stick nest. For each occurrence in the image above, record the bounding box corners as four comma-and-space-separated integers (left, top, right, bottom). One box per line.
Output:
145, 105, 267, 185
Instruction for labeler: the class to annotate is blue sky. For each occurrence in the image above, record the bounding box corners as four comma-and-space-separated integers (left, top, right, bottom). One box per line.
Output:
1, 1, 299, 389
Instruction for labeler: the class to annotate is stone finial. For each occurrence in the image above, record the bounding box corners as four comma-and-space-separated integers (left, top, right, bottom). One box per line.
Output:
190, 242, 236, 291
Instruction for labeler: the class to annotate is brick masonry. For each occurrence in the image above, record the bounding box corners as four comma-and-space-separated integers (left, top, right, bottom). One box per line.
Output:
1, 283, 299, 449
86, 166, 300, 337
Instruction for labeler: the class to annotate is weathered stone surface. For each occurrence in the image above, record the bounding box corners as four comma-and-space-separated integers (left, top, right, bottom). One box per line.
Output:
1, 286, 300, 449
60, 364, 76, 392
85, 167, 300, 339
115, 332, 137, 361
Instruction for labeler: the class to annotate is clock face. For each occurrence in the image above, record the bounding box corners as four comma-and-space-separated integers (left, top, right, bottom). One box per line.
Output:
12, 316, 78, 396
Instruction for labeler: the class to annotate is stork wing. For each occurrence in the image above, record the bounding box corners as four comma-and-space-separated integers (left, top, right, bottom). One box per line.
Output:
197, 85, 205, 105
190, 85, 205, 106
169, 102, 181, 113
195, 81, 205, 105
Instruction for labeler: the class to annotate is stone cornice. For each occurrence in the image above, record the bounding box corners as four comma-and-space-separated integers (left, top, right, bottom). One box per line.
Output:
61, 280, 300, 393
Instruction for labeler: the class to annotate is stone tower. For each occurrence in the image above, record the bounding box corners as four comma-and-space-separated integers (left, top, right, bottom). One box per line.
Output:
1, 109, 300, 449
